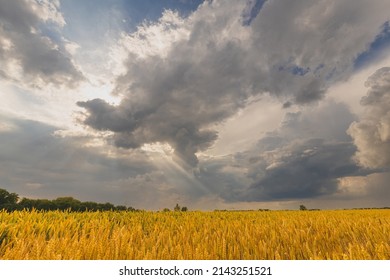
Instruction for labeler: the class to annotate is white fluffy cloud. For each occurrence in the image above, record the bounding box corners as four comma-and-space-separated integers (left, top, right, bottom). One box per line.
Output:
0, 0, 84, 88
348, 67, 390, 169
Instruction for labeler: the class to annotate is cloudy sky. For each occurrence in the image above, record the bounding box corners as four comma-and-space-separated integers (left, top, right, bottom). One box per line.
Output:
1, 0, 390, 210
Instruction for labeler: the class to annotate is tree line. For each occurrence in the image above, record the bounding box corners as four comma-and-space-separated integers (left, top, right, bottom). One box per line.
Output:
0, 188, 137, 212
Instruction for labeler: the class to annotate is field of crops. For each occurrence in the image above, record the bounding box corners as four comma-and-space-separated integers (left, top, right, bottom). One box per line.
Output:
0, 209, 389, 260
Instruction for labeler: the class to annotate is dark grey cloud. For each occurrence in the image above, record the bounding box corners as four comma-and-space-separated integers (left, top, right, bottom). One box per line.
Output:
0, 117, 155, 204
194, 154, 251, 201
78, 28, 251, 166
0, 0, 84, 87
191, 101, 366, 203
77, 0, 390, 166
241, 140, 362, 201
193, 139, 365, 204
237, 100, 374, 202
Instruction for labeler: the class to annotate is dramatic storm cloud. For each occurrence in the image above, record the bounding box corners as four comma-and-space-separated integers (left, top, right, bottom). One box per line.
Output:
78, 0, 390, 167
243, 140, 361, 201
194, 101, 365, 203
1, 0, 390, 209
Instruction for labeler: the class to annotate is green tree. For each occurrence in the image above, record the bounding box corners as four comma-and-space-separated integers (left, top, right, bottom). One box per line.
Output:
101, 202, 115, 211
52, 197, 81, 211
0, 188, 19, 210
299, 204, 307, 211
181, 206, 188, 212
18, 197, 35, 210
115, 205, 127, 211
80, 201, 99, 211
35, 199, 55, 211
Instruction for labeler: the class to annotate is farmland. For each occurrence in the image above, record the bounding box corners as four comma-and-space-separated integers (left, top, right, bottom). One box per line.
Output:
0, 209, 389, 259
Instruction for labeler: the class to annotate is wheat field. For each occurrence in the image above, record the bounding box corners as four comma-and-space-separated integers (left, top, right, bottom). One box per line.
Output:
0, 209, 389, 260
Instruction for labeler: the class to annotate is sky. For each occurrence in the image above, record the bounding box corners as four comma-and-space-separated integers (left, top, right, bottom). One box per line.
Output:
1, 0, 390, 210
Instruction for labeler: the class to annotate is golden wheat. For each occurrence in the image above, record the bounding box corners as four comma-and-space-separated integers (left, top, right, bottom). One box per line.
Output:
0, 209, 389, 260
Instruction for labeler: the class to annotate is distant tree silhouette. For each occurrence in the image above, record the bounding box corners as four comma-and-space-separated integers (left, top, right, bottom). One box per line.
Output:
115, 205, 127, 211
0, 187, 136, 212
174, 203, 181, 212
300, 204, 307, 211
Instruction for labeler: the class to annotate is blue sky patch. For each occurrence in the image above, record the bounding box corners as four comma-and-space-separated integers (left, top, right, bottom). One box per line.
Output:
278, 64, 310, 76
59, 0, 203, 44
354, 21, 390, 70
242, 0, 267, 26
